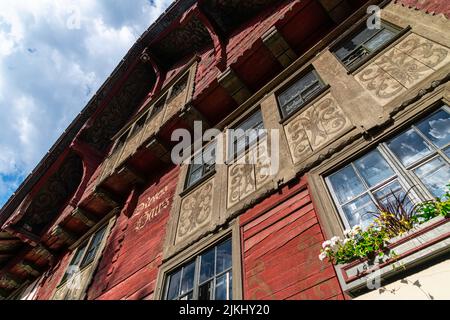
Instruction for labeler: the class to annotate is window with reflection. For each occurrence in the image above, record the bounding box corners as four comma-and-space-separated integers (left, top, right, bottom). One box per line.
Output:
185, 143, 216, 189
326, 105, 450, 228
164, 238, 233, 300
332, 21, 401, 69
277, 69, 325, 118
229, 110, 265, 160
54, 224, 110, 300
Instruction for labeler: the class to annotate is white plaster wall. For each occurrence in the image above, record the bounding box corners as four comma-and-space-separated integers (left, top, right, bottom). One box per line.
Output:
356, 258, 450, 300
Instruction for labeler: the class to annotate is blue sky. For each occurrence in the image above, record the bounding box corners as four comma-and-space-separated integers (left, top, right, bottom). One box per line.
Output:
0, 0, 173, 207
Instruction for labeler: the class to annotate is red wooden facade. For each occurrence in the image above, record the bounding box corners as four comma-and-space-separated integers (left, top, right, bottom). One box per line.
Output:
240, 178, 345, 300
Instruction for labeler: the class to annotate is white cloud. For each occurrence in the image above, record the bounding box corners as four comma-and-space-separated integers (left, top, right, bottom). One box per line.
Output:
0, 0, 173, 206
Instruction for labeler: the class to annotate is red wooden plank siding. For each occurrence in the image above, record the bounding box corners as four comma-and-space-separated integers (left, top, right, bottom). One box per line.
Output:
86, 166, 179, 300
240, 177, 345, 300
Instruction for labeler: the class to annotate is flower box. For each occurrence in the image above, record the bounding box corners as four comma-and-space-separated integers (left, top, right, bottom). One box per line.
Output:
335, 216, 450, 296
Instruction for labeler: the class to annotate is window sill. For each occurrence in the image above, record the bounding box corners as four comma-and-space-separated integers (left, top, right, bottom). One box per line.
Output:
345, 25, 412, 75
335, 216, 450, 296
179, 169, 216, 198
279, 84, 331, 125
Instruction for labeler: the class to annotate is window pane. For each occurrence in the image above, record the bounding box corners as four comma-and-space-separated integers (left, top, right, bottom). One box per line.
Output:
416, 108, 450, 149
365, 28, 396, 51
215, 272, 232, 301
216, 240, 232, 274
231, 111, 264, 157
81, 226, 107, 267
354, 149, 395, 187
334, 27, 378, 60
373, 180, 413, 212
342, 194, 377, 228
278, 70, 322, 117
180, 261, 195, 295
167, 270, 182, 300
180, 292, 193, 300
329, 165, 366, 204
387, 128, 433, 167
187, 166, 203, 187
198, 281, 213, 300
62, 244, 87, 283
445, 146, 450, 158
414, 157, 450, 198
200, 248, 216, 283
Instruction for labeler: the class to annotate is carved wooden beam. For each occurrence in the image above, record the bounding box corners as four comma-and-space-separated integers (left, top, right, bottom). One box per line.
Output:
318, 0, 352, 24
0, 272, 22, 289
218, 67, 251, 105
50, 225, 77, 246
19, 261, 41, 277
33, 244, 55, 262
145, 137, 172, 164
71, 207, 99, 228
262, 26, 297, 68
117, 165, 146, 186
93, 187, 120, 208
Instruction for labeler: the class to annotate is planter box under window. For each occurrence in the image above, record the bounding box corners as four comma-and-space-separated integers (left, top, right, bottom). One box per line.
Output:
335, 217, 450, 296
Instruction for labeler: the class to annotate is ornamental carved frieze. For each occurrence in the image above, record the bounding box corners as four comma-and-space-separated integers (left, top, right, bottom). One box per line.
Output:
227, 142, 272, 208
284, 93, 352, 165
15, 154, 83, 235
82, 64, 155, 152
163, 77, 189, 123
176, 179, 214, 243
355, 33, 450, 103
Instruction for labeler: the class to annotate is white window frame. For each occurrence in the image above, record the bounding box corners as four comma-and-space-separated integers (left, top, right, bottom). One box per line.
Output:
326, 105, 450, 229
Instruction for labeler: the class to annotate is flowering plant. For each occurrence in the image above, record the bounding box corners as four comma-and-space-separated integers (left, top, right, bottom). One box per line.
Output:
319, 225, 391, 265
319, 185, 450, 265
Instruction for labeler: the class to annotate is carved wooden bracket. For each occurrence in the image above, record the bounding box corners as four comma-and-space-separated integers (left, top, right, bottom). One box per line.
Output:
71, 207, 99, 228
262, 26, 297, 68
218, 67, 251, 105
50, 225, 77, 246
140, 48, 165, 98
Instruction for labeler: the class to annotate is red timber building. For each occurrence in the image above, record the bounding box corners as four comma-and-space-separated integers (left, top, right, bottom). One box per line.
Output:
1, 0, 450, 300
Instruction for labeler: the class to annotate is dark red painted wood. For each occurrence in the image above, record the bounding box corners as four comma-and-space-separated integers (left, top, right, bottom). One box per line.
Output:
240, 177, 345, 300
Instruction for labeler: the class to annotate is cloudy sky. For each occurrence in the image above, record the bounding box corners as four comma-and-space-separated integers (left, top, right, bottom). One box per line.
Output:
0, 0, 172, 207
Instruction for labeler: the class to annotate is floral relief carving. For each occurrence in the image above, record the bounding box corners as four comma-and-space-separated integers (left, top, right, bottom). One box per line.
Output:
177, 180, 214, 242
375, 48, 433, 89
284, 93, 352, 164
355, 34, 449, 102
254, 143, 271, 190
227, 139, 275, 208
228, 160, 256, 208
395, 34, 450, 70
356, 63, 406, 100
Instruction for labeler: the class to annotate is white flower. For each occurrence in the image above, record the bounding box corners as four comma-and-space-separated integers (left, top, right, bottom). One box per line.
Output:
319, 252, 327, 261
330, 236, 340, 245
322, 240, 332, 249
343, 238, 350, 245
343, 229, 352, 237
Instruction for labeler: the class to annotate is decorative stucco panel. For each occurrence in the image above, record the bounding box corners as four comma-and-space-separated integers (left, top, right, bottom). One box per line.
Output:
227, 141, 272, 208
176, 179, 214, 243
355, 33, 450, 103
284, 93, 352, 165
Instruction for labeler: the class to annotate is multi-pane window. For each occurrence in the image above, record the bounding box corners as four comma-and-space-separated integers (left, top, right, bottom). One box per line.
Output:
185, 143, 216, 189
61, 226, 107, 290
229, 110, 265, 160
277, 69, 325, 118
165, 238, 233, 301
327, 105, 450, 229
332, 21, 401, 69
